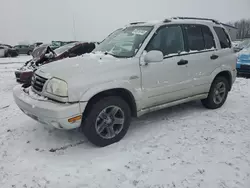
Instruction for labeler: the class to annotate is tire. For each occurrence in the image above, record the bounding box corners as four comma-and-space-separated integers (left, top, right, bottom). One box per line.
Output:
81, 96, 131, 147
201, 76, 229, 109
6, 52, 11, 57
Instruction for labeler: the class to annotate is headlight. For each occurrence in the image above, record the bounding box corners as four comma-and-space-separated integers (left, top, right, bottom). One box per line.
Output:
45, 78, 68, 97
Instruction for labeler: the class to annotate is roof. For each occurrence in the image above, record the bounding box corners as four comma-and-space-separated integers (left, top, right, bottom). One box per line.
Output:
127, 17, 238, 29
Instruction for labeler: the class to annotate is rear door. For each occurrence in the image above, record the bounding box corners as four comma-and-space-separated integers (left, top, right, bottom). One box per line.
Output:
183, 24, 219, 95
213, 26, 235, 70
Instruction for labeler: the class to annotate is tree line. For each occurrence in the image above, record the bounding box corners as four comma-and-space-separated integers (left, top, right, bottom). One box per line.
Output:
228, 19, 250, 39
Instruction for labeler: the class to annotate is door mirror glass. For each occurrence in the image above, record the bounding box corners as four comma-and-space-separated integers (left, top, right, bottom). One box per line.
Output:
144, 50, 163, 63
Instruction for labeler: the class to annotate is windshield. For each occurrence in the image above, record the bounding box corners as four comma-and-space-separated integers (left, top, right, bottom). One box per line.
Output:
54, 43, 76, 55
93, 26, 153, 58
99, 28, 123, 44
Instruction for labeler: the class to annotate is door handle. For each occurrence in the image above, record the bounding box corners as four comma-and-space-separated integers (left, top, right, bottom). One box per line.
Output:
210, 54, 219, 60
177, 59, 188, 65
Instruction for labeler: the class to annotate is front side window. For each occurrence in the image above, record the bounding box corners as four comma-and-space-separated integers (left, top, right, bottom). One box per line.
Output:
214, 27, 231, 49
93, 26, 153, 58
145, 25, 185, 56
186, 25, 205, 51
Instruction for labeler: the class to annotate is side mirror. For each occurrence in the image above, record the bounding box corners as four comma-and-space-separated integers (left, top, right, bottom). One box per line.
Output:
144, 50, 164, 64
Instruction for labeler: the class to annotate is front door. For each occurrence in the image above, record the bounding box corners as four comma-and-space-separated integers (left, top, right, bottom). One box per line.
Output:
140, 25, 193, 109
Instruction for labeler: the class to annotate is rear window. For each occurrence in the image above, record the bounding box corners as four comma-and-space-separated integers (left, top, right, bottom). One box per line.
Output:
213, 27, 231, 49
201, 26, 215, 49
185, 25, 205, 51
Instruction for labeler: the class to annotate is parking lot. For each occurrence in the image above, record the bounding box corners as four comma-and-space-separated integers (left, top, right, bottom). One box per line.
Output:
0, 57, 249, 188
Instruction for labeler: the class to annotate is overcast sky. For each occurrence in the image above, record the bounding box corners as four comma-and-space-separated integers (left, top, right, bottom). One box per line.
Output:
0, 0, 249, 45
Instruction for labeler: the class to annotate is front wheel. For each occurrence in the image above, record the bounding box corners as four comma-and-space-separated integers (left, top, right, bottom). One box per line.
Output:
201, 76, 229, 109
81, 96, 131, 147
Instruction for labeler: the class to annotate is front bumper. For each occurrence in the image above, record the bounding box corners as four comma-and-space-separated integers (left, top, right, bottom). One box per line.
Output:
13, 85, 87, 129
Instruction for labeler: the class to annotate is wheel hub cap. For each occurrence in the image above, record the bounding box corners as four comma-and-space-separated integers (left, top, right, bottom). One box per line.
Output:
213, 81, 226, 104
95, 106, 125, 139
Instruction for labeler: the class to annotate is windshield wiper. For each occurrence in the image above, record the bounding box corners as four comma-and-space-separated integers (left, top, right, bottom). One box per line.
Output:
104, 51, 117, 57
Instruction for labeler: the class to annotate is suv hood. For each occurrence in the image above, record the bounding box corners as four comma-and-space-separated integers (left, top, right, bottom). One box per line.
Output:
36, 52, 139, 101
37, 52, 138, 82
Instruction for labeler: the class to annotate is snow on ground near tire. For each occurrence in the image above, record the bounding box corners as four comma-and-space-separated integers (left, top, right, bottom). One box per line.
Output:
0, 62, 250, 188
0, 55, 32, 64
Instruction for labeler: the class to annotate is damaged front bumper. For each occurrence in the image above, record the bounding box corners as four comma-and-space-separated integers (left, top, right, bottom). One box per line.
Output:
13, 85, 87, 130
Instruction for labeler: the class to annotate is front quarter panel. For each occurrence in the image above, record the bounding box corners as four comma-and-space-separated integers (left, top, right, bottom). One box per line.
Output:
67, 58, 143, 108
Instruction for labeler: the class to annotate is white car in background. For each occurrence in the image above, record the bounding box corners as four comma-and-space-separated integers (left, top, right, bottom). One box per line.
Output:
14, 17, 237, 147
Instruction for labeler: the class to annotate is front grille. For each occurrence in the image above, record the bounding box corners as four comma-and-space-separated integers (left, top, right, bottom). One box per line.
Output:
31, 74, 47, 92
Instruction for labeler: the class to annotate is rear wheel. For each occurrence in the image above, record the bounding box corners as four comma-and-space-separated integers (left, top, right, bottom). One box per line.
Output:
201, 76, 229, 109
81, 96, 131, 147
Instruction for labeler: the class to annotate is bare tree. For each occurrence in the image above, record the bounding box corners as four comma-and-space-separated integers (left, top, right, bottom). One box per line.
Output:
229, 19, 250, 39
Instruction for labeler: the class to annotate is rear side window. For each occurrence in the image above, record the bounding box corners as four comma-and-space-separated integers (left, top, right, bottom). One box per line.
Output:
201, 26, 215, 49
185, 25, 205, 51
213, 27, 231, 49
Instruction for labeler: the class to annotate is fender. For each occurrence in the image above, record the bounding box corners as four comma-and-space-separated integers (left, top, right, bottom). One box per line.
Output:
209, 65, 233, 86
79, 79, 144, 110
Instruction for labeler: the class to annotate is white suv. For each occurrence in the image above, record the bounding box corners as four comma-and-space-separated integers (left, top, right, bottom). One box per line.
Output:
13, 17, 237, 147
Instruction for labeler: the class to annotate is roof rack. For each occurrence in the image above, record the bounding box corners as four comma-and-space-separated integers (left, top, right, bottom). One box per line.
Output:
163, 19, 172, 23
129, 22, 145, 25
171, 17, 220, 24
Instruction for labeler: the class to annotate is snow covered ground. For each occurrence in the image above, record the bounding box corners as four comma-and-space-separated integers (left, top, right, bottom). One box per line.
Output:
0, 55, 32, 64
0, 60, 250, 188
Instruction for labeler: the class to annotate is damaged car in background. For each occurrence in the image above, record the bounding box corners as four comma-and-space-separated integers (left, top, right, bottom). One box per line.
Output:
0, 45, 19, 57
15, 42, 96, 84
